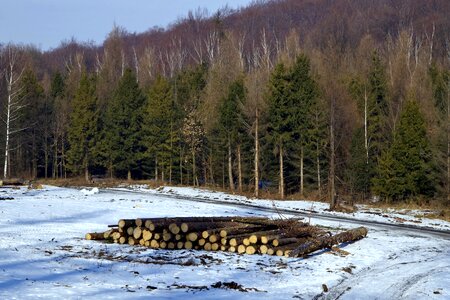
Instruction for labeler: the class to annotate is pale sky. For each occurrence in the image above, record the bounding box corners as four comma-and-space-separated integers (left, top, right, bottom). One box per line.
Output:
0, 0, 254, 51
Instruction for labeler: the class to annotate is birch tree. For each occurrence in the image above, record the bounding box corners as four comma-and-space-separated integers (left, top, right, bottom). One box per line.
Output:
2, 45, 25, 179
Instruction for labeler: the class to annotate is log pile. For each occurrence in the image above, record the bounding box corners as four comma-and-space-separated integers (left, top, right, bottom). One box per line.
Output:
86, 216, 368, 258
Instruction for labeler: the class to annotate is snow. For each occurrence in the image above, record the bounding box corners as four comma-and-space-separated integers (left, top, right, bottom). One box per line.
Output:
80, 187, 100, 195
0, 185, 449, 299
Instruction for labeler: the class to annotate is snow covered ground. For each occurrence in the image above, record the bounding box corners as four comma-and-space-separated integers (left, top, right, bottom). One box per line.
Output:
0, 185, 449, 299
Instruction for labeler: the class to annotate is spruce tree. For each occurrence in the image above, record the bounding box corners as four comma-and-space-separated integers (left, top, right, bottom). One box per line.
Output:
368, 51, 389, 161
67, 73, 98, 182
347, 127, 371, 197
105, 69, 146, 180
217, 78, 246, 192
289, 54, 319, 195
50, 72, 65, 98
20, 69, 45, 178
373, 100, 436, 200
49, 72, 66, 179
267, 63, 290, 198
347, 51, 389, 196
429, 63, 449, 115
144, 75, 174, 182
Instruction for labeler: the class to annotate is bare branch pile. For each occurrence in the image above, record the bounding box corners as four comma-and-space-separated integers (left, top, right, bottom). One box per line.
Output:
86, 217, 368, 258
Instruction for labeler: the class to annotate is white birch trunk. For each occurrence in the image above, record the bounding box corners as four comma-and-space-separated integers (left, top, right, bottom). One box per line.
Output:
364, 87, 368, 164
3, 89, 11, 178
3, 48, 24, 179
254, 108, 260, 198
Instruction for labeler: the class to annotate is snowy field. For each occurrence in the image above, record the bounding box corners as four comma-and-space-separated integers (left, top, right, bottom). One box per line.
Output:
0, 185, 449, 299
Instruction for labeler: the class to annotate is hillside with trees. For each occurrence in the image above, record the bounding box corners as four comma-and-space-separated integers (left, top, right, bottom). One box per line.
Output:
1, 0, 450, 207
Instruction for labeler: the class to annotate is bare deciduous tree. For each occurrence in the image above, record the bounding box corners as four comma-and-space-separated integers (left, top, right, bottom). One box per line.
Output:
2, 45, 26, 179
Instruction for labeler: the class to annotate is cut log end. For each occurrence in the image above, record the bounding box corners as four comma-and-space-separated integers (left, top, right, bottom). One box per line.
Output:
246, 246, 256, 255
180, 223, 189, 233
85, 232, 105, 240
187, 232, 198, 242
185, 241, 193, 249
237, 245, 246, 254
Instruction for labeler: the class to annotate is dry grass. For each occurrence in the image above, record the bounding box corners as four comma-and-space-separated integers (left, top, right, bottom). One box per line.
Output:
366, 199, 450, 222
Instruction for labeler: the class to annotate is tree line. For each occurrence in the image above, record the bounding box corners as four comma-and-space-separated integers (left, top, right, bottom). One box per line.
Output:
1, 1, 450, 206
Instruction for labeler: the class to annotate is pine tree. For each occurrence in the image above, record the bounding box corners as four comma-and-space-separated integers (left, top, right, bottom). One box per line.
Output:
373, 100, 436, 200
66, 73, 98, 182
105, 69, 146, 180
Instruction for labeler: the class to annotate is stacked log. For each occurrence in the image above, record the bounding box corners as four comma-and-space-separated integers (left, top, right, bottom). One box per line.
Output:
86, 216, 368, 258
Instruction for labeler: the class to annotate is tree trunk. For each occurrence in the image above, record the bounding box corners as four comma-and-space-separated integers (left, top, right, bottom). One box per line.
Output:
330, 98, 337, 209
364, 87, 369, 164
3, 109, 10, 179
192, 148, 197, 186
61, 139, 66, 178
3, 72, 12, 179
127, 169, 132, 181
237, 143, 242, 193
316, 136, 321, 197
180, 148, 183, 185
84, 154, 90, 183
228, 137, 234, 192
279, 142, 285, 199
300, 146, 304, 196
254, 108, 260, 198
44, 134, 49, 179
203, 156, 207, 186
118, 216, 270, 229
289, 227, 368, 257
169, 120, 173, 184
85, 232, 106, 240
209, 148, 214, 185
447, 79, 450, 201
169, 159, 172, 184
53, 137, 58, 179
32, 133, 37, 179
155, 157, 158, 181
